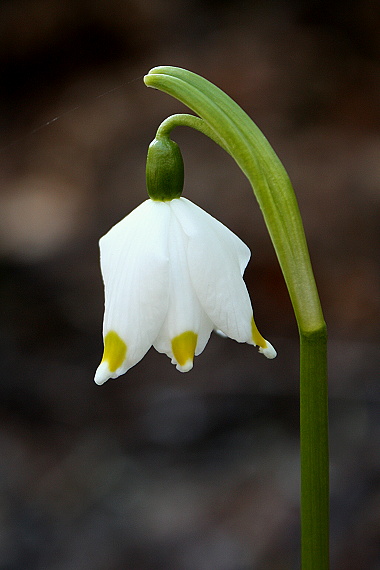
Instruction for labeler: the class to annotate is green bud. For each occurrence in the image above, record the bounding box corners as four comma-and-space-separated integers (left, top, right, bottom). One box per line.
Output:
146, 136, 184, 201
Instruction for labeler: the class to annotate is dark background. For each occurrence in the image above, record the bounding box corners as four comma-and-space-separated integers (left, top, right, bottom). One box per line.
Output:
0, 1, 379, 568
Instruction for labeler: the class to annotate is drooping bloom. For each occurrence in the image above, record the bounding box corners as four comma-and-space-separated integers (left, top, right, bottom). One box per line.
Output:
94, 197, 276, 385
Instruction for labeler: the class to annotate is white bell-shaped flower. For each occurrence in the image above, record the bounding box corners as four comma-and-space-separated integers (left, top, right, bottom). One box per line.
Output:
94, 197, 276, 385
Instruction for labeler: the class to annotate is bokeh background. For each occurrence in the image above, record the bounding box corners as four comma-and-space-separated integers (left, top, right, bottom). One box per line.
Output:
0, 1, 379, 568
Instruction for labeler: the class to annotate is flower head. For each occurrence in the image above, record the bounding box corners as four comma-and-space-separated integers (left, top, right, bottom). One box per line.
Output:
94, 197, 276, 385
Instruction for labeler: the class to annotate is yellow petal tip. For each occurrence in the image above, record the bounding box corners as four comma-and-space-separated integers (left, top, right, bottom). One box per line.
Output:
95, 331, 127, 384
171, 331, 198, 372
259, 341, 277, 359
251, 317, 276, 359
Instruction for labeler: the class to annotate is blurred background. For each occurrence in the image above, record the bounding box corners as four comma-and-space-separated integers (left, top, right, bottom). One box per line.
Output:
0, 0, 379, 568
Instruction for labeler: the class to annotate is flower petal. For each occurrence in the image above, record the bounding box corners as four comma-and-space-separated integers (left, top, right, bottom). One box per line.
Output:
171, 198, 253, 343
171, 198, 251, 273
153, 209, 213, 371
251, 316, 277, 359
95, 200, 170, 384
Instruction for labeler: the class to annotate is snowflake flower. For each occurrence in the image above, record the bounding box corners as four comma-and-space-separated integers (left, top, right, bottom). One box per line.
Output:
94, 197, 276, 385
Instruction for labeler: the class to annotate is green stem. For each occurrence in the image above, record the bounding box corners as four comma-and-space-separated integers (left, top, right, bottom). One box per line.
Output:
144, 66, 329, 568
300, 328, 329, 569
156, 114, 230, 152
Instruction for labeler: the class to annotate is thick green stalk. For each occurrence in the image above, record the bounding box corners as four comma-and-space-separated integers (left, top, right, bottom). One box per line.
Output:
300, 329, 329, 569
144, 66, 329, 568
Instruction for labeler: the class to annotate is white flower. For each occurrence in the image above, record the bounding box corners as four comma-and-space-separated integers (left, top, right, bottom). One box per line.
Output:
94, 197, 276, 385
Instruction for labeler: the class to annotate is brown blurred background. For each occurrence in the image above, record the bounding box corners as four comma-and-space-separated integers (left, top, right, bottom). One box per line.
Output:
0, 1, 379, 568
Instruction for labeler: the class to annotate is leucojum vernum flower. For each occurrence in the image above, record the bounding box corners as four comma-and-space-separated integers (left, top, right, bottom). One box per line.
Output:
94, 128, 276, 386
94, 67, 329, 568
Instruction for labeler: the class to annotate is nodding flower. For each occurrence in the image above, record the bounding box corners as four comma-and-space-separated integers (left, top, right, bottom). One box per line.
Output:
95, 134, 275, 384
94, 195, 276, 385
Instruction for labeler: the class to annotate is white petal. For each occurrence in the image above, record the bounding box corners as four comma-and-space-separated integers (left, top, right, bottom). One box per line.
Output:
95, 200, 170, 384
171, 198, 251, 274
171, 198, 253, 343
259, 341, 277, 359
153, 209, 213, 371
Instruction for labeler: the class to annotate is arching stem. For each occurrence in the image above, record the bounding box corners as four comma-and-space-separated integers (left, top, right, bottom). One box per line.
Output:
145, 66, 329, 569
